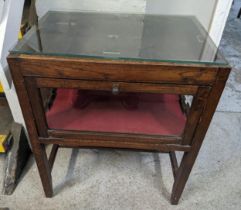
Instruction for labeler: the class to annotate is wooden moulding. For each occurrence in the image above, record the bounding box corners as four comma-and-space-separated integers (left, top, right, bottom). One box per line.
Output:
181, 86, 211, 145
39, 137, 191, 152
25, 78, 48, 138
8, 54, 220, 85
35, 78, 199, 95
44, 130, 187, 152
48, 129, 182, 144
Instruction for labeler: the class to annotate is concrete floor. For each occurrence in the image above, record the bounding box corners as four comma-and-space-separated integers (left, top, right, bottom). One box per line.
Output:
0, 112, 241, 210
218, 0, 241, 112
1, 2, 241, 210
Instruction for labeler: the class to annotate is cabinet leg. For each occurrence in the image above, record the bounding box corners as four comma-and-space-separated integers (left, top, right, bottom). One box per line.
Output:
170, 151, 197, 205
170, 70, 231, 204
34, 143, 53, 197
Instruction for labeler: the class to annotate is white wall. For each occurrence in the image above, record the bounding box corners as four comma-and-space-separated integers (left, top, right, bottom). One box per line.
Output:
0, 0, 25, 125
209, 0, 233, 46
36, 0, 146, 18
36, 0, 217, 30
145, 0, 217, 30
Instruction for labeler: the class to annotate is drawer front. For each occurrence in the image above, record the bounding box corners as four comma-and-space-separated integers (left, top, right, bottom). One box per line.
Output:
24, 77, 210, 146
10, 55, 218, 85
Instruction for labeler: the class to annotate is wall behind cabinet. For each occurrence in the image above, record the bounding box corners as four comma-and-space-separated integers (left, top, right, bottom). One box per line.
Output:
146, 0, 217, 30
36, 0, 217, 30
36, 0, 146, 17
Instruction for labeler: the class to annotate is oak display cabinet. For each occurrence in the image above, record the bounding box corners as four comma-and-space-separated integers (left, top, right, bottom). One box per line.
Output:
8, 11, 230, 204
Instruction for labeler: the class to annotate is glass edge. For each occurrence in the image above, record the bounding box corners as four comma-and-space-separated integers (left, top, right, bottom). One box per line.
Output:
9, 51, 229, 66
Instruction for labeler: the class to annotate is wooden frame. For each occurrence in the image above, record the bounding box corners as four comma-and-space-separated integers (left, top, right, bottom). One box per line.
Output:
7, 54, 230, 204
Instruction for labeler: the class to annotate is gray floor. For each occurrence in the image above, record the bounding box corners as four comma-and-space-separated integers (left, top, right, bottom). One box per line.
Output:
218, 0, 241, 112
0, 112, 241, 210
1, 2, 241, 210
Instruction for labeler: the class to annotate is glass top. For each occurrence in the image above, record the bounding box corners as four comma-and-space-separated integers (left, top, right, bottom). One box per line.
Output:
12, 11, 227, 65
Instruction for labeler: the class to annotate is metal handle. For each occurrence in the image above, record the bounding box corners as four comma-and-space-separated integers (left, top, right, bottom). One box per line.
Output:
112, 84, 120, 95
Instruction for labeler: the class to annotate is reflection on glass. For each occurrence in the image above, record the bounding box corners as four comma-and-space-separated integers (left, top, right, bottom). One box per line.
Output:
12, 11, 227, 65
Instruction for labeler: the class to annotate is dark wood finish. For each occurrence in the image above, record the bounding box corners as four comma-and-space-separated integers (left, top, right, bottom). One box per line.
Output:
48, 130, 182, 144
25, 78, 48, 137
7, 52, 230, 205
40, 88, 56, 110
9, 54, 219, 85
48, 144, 59, 171
169, 152, 179, 178
36, 78, 198, 95
182, 87, 211, 145
170, 68, 230, 204
39, 137, 191, 152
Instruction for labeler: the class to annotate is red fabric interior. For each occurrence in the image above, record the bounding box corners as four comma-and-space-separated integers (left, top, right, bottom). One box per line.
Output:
46, 89, 186, 136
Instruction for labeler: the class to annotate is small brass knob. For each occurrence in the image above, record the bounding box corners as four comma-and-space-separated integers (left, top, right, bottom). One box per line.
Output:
112, 84, 119, 95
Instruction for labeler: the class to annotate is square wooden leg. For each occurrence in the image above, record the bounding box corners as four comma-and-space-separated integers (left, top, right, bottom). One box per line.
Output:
170, 151, 196, 204
170, 69, 230, 204
33, 143, 53, 197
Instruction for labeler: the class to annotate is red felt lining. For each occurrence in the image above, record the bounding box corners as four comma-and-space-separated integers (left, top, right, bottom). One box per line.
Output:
46, 89, 186, 136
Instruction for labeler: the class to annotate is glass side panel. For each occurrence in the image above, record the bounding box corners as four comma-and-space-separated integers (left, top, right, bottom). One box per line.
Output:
12, 11, 227, 65
40, 88, 191, 136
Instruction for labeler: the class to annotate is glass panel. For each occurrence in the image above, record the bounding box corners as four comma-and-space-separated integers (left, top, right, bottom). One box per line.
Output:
40, 88, 192, 136
12, 9, 227, 65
